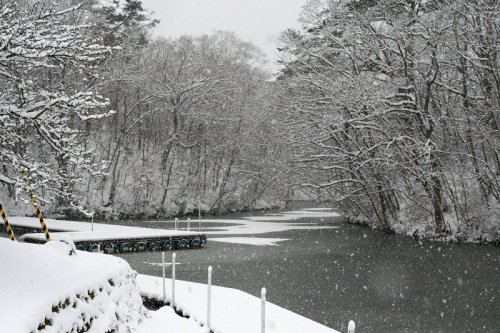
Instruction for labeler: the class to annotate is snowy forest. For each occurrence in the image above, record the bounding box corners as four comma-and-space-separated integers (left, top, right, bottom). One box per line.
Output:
0, 0, 499, 242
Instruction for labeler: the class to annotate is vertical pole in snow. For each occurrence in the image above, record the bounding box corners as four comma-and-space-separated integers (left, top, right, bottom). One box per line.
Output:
21, 172, 50, 241
261, 287, 266, 333
348, 320, 355, 333
172, 252, 176, 308
31, 193, 51, 241
0, 203, 16, 241
162, 252, 166, 304
207, 266, 212, 328
198, 197, 201, 231
175, 217, 178, 230
187, 218, 190, 231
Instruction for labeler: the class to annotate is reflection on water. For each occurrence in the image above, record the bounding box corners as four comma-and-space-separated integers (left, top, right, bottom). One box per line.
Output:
114, 211, 498, 333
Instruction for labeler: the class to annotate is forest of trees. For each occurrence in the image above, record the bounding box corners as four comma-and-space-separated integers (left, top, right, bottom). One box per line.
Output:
273, 0, 499, 241
0, 0, 286, 219
0, 0, 498, 242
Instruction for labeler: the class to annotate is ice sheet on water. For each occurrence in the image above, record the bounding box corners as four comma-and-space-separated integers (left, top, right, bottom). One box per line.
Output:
209, 237, 289, 246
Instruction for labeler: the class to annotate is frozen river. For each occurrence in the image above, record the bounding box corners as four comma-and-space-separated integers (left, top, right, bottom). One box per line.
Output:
91, 210, 500, 332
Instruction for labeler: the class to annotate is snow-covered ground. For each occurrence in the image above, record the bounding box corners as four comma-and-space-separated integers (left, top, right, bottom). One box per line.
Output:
10, 216, 199, 236
8, 216, 114, 232
0, 238, 144, 333
0, 237, 210, 333
138, 274, 341, 333
0, 238, 344, 333
137, 307, 208, 333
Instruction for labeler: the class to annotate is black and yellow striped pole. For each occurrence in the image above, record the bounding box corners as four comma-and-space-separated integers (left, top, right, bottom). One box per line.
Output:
0, 203, 16, 241
21, 172, 51, 241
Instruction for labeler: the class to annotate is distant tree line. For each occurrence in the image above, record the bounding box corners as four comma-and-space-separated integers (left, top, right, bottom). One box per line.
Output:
89, 31, 284, 218
0, 0, 284, 218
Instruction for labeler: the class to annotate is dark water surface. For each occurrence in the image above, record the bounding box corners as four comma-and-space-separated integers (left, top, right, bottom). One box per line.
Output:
116, 212, 499, 333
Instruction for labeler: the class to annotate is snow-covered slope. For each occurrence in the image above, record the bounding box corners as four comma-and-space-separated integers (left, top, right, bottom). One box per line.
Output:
137, 307, 209, 333
0, 238, 145, 333
138, 274, 340, 333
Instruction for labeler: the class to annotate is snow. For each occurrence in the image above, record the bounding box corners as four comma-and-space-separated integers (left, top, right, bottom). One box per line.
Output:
370, 20, 392, 33
137, 274, 340, 333
201, 208, 340, 235
9, 216, 196, 234
245, 209, 340, 220
0, 173, 14, 184
137, 307, 208, 333
21, 229, 201, 242
147, 208, 341, 235
209, 237, 289, 246
193, 218, 337, 235
10, 209, 341, 243
9, 216, 203, 243
1, 208, 345, 332
0, 238, 144, 333
143, 261, 182, 267
245, 215, 302, 221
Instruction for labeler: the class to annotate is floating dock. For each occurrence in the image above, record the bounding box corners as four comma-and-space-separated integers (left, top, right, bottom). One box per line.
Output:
9, 217, 207, 254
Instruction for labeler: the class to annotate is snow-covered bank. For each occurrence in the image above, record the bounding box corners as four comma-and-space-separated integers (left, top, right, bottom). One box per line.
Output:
137, 307, 208, 333
345, 211, 500, 245
137, 274, 341, 333
8, 216, 197, 236
0, 238, 145, 333
8, 216, 203, 248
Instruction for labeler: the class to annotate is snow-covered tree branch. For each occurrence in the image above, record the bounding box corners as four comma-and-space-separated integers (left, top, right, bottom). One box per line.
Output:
0, 1, 114, 204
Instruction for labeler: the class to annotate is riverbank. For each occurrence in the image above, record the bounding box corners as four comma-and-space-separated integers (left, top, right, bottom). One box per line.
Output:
344, 214, 500, 245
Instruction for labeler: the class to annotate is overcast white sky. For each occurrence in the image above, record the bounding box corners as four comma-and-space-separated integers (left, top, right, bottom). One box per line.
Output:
141, 0, 307, 73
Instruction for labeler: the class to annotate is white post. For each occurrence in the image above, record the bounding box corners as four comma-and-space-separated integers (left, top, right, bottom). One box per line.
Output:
261, 287, 266, 333
175, 218, 178, 230
171, 252, 176, 308
187, 218, 191, 231
207, 266, 212, 328
162, 252, 166, 303
348, 320, 355, 333
198, 197, 201, 231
